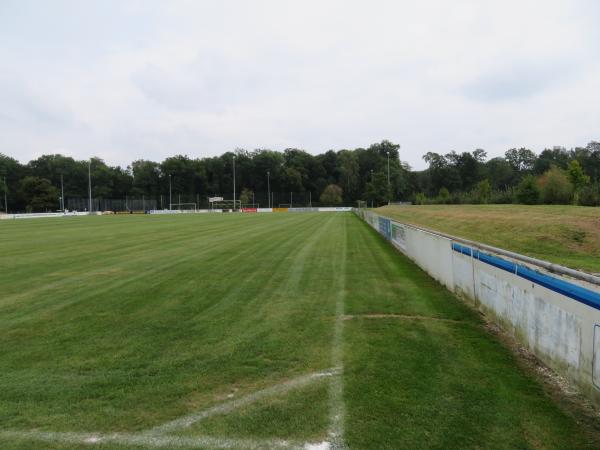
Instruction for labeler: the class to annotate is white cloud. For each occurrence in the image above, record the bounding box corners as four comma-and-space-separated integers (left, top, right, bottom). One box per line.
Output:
0, 0, 598, 170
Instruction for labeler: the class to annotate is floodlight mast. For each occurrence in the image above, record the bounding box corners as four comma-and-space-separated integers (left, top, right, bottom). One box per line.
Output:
267, 170, 270, 208
60, 173, 64, 212
232, 155, 236, 210
370, 169, 374, 208
88, 159, 92, 212
387, 150, 390, 205
169, 174, 172, 210
4, 176, 7, 214
398, 144, 402, 201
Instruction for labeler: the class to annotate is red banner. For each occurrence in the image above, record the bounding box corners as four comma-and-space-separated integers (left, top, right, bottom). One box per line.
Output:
242, 208, 258, 213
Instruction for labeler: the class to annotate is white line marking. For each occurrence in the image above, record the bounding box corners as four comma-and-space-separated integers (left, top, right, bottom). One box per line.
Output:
0, 430, 303, 449
148, 369, 339, 435
328, 218, 347, 449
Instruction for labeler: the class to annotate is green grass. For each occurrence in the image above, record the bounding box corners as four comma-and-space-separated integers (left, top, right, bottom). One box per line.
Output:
178, 380, 330, 441
0, 213, 597, 449
376, 204, 600, 273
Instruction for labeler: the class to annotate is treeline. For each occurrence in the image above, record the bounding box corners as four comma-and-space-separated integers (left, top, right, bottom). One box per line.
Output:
0, 140, 599, 212
0, 141, 405, 212
414, 142, 600, 206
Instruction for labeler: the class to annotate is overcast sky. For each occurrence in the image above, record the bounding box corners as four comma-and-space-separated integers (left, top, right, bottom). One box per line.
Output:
1, 0, 599, 170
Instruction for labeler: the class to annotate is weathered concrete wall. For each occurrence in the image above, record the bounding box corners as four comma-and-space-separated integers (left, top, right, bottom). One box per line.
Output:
357, 209, 600, 406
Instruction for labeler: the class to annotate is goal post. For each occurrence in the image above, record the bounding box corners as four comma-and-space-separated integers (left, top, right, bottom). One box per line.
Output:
170, 202, 197, 211
215, 200, 241, 210
209, 198, 241, 211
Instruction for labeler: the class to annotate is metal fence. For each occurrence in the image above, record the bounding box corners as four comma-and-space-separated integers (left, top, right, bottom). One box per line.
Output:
66, 192, 351, 212
67, 198, 157, 212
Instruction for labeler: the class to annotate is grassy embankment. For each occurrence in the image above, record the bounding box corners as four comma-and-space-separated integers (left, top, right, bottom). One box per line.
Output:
377, 204, 600, 274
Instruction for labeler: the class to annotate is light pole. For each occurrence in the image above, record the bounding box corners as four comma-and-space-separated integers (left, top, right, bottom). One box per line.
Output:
387, 150, 390, 205
88, 159, 92, 213
60, 173, 64, 212
267, 170, 270, 208
232, 155, 236, 210
169, 174, 172, 210
398, 144, 402, 201
387, 151, 390, 186
4, 176, 8, 214
370, 169, 374, 208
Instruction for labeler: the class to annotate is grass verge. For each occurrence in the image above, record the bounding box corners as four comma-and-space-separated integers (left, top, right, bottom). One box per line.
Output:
376, 204, 600, 273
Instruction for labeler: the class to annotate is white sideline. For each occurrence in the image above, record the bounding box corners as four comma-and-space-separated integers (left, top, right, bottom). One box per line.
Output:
327, 226, 347, 450
0, 430, 301, 449
149, 369, 339, 434
1, 370, 339, 449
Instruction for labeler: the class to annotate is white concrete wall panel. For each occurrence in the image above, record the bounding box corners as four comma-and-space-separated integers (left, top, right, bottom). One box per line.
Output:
404, 227, 455, 290
452, 250, 475, 300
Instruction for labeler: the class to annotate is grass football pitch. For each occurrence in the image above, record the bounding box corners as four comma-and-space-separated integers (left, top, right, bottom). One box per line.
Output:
0, 213, 598, 449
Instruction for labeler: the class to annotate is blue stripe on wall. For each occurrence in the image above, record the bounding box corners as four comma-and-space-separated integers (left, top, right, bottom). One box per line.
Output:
451, 242, 600, 311
378, 217, 392, 241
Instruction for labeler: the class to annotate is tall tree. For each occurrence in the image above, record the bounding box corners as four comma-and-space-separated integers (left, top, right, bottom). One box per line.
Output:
534, 147, 569, 174
505, 148, 536, 172
337, 150, 359, 201
18, 176, 59, 212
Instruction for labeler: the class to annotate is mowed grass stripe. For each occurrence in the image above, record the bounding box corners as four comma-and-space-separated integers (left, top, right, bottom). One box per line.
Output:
0, 214, 316, 300
0, 213, 322, 309
0, 213, 345, 435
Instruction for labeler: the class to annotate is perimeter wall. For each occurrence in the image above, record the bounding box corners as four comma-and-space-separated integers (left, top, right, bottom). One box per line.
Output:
356, 208, 600, 406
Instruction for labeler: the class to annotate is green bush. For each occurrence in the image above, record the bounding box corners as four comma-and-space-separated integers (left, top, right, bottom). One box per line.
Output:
476, 179, 492, 203
490, 187, 515, 204
567, 160, 591, 205
450, 192, 464, 204
320, 184, 343, 205
539, 167, 573, 204
414, 192, 427, 205
579, 183, 600, 206
438, 187, 450, 204
516, 175, 540, 204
